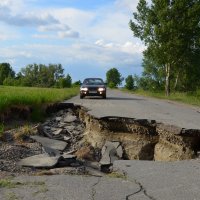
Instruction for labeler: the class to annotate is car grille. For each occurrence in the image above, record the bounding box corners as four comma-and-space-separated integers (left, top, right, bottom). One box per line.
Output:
89, 87, 98, 91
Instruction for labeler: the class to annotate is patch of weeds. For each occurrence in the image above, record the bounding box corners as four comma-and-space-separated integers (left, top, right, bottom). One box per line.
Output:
5, 192, 20, 200
107, 172, 127, 179
0, 179, 17, 188
13, 124, 36, 142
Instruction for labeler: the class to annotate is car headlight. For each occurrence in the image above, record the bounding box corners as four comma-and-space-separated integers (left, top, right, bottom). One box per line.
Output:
80, 87, 88, 91
98, 88, 105, 92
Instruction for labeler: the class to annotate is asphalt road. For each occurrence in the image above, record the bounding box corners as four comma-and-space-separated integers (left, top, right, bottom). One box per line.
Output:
2, 90, 199, 200
66, 89, 200, 129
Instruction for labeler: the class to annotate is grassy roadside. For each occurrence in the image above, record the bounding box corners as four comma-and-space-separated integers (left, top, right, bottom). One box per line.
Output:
121, 88, 200, 107
0, 86, 79, 112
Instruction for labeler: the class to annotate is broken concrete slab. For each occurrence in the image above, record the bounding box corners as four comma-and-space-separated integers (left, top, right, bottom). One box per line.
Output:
31, 135, 67, 151
116, 145, 123, 158
18, 154, 61, 168
100, 141, 123, 166
42, 146, 61, 157
100, 142, 117, 165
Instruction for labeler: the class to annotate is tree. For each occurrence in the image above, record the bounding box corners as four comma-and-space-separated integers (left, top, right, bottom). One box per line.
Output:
20, 64, 65, 87
130, 0, 200, 95
72, 80, 81, 87
0, 63, 15, 85
125, 75, 134, 90
65, 74, 72, 88
106, 68, 122, 88
57, 74, 72, 88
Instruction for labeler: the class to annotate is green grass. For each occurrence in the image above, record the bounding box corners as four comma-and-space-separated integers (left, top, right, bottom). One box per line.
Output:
0, 179, 16, 188
121, 88, 200, 107
0, 86, 79, 112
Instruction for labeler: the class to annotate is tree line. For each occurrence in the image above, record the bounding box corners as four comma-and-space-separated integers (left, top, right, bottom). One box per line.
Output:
0, 63, 81, 88
129, 0, 200, 96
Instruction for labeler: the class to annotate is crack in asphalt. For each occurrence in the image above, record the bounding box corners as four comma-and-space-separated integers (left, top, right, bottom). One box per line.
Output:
91, 177, 101, 200
122, 171, 156, 200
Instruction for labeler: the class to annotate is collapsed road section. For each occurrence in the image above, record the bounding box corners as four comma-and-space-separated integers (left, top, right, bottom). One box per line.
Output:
0, 103, 200, 177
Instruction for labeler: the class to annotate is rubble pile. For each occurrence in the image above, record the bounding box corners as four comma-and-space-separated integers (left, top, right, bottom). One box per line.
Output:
0, 106, 123, 178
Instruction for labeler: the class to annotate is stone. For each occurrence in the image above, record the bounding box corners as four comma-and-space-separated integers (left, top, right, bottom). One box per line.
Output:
52, 129, 63, 135
100, 142, 117, 165
56, 154, 77, 167
37, 124, 52, 138
62, 153, 77, 159
52, 135, 64, 140
63, 136, 71, 142
116, 145, 123, 158
42, 146, 61, 156
55, 117, 62, 121
18, 154, 61, 168
57, 123, 66, 128
64, 114, 77, 123
30, 135, 67, 151
100, 141, 123, 166
64, 125, 75, 131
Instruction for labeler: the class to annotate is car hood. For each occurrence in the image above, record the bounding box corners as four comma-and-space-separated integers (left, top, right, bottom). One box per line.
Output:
81, 84, 106, 88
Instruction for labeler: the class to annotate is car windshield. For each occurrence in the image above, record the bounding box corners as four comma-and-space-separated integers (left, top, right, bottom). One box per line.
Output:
83, 78, 104, 85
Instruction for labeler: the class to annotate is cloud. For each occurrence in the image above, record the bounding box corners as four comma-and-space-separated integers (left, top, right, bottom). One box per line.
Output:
95, 39, 145, 54
38, 24, 79, 38
0, 5, 59, 27
38, 24, 70, 32
58, 31, 79, 38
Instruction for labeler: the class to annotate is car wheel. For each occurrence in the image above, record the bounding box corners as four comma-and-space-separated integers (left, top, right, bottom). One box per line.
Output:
80, 95, 84, 99
102, 94, 106, 99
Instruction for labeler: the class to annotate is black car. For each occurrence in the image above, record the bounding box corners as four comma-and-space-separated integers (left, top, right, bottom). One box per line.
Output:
80, 78, 106, 99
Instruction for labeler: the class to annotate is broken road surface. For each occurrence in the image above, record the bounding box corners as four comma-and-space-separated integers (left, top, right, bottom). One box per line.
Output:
65, 89, 200, 199
67, 89, 200, 129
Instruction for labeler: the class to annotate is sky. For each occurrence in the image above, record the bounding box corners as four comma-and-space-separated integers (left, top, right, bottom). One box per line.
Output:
0, 0, 146, 82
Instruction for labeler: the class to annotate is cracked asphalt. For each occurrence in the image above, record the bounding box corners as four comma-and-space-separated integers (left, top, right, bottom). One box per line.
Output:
0, 175, 141, 200
1, 90, 199, 200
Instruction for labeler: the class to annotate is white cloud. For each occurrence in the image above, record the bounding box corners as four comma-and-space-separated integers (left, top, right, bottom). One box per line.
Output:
38, 24, 70, 32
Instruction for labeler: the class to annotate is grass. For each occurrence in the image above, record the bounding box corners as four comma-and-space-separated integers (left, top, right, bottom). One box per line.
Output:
0, 179, 17, 188
107, 172, 127, 179
122, 88, 200, 107
0, 86, 79, 112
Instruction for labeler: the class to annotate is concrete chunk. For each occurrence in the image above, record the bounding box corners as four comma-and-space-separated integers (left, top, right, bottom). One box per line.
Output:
64, 114, 77, 123
52, 129, 63, 135
31, 135, 67, 151
100, 141, 123, 166
18, 154, 61, 168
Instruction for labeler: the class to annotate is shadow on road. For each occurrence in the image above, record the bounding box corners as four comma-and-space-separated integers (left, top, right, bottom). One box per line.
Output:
107, 97, 146, 101
81, 97, 146, 101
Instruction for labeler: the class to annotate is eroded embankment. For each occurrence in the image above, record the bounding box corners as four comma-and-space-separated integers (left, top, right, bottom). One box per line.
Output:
79, 107, 200, 161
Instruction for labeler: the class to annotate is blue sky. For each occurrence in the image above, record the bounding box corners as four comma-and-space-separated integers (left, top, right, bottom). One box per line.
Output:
0, 0, 145, 82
